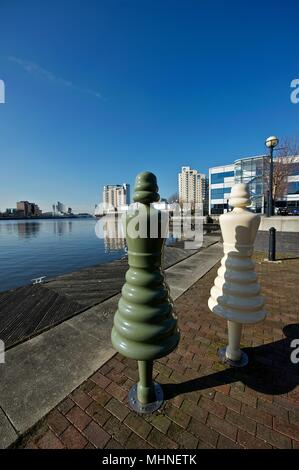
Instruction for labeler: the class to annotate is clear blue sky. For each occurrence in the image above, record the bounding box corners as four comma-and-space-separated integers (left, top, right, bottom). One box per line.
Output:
0, 0, 298, 212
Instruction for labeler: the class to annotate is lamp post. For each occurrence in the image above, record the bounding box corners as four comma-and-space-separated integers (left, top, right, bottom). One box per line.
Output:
265, 136, 279, 217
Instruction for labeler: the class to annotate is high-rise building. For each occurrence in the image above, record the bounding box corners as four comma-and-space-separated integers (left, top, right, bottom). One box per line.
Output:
103, 184, 130, 210
178, 166, 208, 210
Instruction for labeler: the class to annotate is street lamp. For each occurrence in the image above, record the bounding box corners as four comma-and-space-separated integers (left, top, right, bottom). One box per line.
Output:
265, 135, 279, 217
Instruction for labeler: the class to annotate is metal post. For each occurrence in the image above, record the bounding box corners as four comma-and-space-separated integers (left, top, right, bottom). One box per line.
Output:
268, 226, 276, 261
268, 146, 274, 217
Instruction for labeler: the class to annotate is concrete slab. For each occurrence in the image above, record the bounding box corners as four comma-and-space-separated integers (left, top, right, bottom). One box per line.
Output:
0, 407, 18, 449
0, 241, 222, 448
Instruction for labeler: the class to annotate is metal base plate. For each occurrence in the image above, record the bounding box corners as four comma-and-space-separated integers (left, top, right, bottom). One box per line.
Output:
218, 346, 249, 368
128, 382, 164, 414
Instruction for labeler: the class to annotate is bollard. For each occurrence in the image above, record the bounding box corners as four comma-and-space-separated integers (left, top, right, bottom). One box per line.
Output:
208, 183, 267, 367
111, 171, 180, 413
268, 227, 276, 262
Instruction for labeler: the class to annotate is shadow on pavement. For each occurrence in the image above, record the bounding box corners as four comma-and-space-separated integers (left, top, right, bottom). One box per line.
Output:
163, 323, 299, 399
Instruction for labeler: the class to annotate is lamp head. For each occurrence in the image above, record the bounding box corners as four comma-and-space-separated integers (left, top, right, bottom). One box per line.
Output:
265, 136, 279, 149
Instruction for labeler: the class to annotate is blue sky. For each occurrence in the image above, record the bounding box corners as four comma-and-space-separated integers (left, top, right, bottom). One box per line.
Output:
0, 0, 298, 212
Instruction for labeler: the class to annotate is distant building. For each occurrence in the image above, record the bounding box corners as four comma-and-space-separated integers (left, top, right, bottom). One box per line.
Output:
56, 201, 66, 214
209, 164, 235, 215
209, 155, 299, 214
103, 184, 130, 212
178, 166, 208, 212
16, 201, 42, 217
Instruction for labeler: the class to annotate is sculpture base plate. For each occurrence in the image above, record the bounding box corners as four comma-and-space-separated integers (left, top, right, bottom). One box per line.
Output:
128, 382, 163, 414
218, 347, 248, 368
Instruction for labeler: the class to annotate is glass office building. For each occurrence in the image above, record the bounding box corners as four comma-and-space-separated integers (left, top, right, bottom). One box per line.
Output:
209, 155, 299, 215
234, 156, 265, 213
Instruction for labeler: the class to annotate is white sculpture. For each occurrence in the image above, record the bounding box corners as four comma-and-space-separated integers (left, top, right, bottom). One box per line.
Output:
208, 183, 266, 366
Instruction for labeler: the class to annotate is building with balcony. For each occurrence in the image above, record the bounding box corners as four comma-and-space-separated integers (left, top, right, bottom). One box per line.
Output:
178, 166, 208, 213
102, 183, 130, 212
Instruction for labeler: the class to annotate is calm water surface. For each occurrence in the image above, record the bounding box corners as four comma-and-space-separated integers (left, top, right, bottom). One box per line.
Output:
0, 218, 126, 293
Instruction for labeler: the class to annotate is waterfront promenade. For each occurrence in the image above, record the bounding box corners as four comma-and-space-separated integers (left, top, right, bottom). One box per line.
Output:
0, 236, 222, 448
1, 241, 298, 449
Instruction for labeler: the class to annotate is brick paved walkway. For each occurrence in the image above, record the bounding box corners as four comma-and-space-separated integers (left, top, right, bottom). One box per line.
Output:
17, 255, 299, 449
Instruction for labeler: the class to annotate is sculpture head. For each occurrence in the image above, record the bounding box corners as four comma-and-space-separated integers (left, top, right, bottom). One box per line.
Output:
229, 183, 251, 209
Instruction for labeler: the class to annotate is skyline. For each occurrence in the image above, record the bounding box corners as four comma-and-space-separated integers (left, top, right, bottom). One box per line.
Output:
1, 0, 299, 212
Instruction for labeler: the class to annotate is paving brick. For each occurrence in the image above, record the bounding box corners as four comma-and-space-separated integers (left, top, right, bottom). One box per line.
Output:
147, 414, 171, 434
154, 362, 173, 377
99, 363, 112, 375
257, 398, 288, 419
109, 357, 126, 372
58, 398, 75, 415
217, 435, 243, 449
104, 438, 123, 449
147, 428, 178, 449
215, 392, 241, 412
225, 409, 256, 435
124, 413, 152, 439
181, 399, 208, 424
86, 401, 111, 426
25, 441, 39, 449
105, 398, 130, 421
46, 409, 69, 435
166, 421, 198, 449
237, 429, 272, 449
188, 418, 218, 448
164, 404, 190, 429
241, 404, 272, 427
90, 371, 111, 389
126, 433, 152, 449
256, 423, 292, 449
123, 368, 139, 382
273, 417, 299, 442
172, 395, 184, 408
37, 430, 64, 449
197, 438, 215, 449
106, 382, 127, 402
66, 405, 92, 431
89, 385, 111, 406
79, 379, 96, 394
229, 388, 257, 408
71, 389, 93, 410
199, 396, 227, 419
60, 425, 87, 449
207, 413, 237, 441
83, 421, 110, 448
103, 416, 132, 446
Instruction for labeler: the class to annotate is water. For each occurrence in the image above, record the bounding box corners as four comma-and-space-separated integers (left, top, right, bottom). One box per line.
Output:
0, 218, 126, 293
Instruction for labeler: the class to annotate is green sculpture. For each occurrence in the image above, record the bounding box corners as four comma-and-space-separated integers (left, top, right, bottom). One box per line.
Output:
111, 171, 180, 413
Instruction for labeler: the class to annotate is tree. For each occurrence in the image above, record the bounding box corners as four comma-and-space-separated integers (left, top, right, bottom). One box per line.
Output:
264, 137, 299, 206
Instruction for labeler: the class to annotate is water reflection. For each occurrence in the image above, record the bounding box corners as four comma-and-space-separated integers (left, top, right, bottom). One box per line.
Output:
103, 216, 126, 252
53, 220, 73, 236
16, 222, 41, 238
